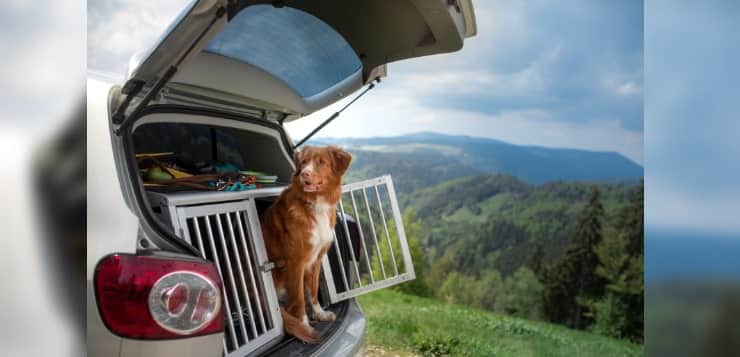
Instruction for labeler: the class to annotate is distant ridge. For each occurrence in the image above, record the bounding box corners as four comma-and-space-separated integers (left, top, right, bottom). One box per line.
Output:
312, 132, 643, 185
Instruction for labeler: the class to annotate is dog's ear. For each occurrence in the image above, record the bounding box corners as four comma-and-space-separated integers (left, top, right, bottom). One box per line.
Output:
329, 146, 352, 175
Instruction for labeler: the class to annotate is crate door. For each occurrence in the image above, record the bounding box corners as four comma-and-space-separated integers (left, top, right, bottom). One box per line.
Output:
176, 200, 283, 357
322, 175, 415, 303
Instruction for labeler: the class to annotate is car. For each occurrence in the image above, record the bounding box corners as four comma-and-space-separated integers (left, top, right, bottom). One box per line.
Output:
87, 1, 476, 356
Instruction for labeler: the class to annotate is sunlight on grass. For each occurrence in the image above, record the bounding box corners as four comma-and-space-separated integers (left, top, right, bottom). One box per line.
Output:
358, 289, 643, 357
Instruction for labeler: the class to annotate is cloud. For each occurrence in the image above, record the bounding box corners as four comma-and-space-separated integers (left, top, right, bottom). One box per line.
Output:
285, 81, 643, 164
88, 0, 192, 74
617, 82, 642, 96
0, 0, 84, 132
647, 179, 740, 235
87, 1, 644, 165
645, 0, 740, 235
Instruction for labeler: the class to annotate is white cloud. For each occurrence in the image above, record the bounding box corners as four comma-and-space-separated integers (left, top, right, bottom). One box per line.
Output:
88, 0, 643, 166
0, 0, 84, 133
647, 180, 740, 235
285, 82, 644, 164
617, 81, 642, 96
601, 70, 643, 98
88, 0, 192, 74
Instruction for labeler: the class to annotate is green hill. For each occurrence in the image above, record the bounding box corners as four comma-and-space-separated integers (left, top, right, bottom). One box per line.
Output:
359, 289, 643, 357
402, 174, 636, 276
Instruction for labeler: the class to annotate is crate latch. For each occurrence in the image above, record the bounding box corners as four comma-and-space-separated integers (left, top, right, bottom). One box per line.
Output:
261, 260, 285, 272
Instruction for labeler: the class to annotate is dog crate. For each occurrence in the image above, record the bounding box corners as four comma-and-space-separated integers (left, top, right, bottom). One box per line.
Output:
147, 175, 414, 356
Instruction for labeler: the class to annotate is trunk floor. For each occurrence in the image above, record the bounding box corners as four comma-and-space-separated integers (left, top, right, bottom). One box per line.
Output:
257, 301, 349, 357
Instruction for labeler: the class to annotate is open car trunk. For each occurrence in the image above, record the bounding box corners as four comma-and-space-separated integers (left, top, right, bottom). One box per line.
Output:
131, 109, 415, 356
107, 1, 476, 354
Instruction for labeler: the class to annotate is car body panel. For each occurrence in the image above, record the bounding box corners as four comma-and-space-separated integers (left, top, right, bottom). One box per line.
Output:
121, 0, 477, 119
89, 0, 477, 354
87, 77, 139, 278
119, 332, 224, 357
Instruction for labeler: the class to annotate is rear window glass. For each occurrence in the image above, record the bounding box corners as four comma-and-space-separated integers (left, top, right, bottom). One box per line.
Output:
204, 5, 362, 98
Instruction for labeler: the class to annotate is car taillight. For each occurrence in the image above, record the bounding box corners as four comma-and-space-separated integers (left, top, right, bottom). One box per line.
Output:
94, 254, 224, 339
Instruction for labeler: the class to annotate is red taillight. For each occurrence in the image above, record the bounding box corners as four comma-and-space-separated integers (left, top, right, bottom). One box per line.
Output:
94, 254, 224, 339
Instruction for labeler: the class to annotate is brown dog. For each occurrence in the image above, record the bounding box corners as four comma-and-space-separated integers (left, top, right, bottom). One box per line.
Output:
260, 145, 351, 343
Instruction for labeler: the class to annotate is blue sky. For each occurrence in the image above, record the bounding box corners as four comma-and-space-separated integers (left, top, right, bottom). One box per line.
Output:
88, 0, 644, 164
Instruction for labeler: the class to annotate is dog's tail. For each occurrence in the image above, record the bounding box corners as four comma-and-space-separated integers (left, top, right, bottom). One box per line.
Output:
281, 308, 320, 344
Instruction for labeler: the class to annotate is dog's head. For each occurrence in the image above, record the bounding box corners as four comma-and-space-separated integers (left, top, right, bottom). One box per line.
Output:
292, 145, 352, 193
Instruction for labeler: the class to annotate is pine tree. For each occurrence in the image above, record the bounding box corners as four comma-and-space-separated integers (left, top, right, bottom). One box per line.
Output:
618, 183, 644, 341
543, 186, 606, 329
527, 240, 545, 277
618, 181, 644, 256
590, 183, 644, 341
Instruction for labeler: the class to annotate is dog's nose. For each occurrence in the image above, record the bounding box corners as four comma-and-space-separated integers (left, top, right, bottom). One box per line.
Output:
301, 170, 311, 179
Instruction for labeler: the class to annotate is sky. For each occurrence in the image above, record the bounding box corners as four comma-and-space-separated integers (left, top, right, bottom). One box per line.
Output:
87, 0, 644, 165
645, 0, 740, 235
84, 0, 740, 235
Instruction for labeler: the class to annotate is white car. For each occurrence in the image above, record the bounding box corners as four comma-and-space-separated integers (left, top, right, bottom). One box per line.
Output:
87, 1, 476, 356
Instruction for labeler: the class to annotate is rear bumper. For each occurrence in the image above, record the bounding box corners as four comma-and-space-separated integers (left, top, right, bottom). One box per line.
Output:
258, 298, 366, 356
120, 333, 224, 357
311, 299, 366, 357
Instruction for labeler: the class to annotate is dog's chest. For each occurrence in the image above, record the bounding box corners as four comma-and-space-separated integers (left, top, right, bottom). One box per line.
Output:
307, 199, 334, 264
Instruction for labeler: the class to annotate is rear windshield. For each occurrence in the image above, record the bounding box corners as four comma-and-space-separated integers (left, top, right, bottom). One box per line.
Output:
204, 5, 362, 98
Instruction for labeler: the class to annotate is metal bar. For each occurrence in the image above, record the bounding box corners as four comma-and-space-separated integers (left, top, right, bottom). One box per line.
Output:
235, 210, 269, 333
203, 215, 238, 348
320, 252, 337, 303
214, 214, 250, 342
243, 200, 283, 333
189, 217, 228, 352
349, 190, 375, 283
328, 273, 415, 301
384, 176, 415, 278
224, 212, 258, 338
294, 82, 375, 148
374, 184, 399, 276
191, 216, 206, 257
337, 201, 363, 287
362, 187, 387, 279
329, 230, 350, 293
341, 176, 387, 192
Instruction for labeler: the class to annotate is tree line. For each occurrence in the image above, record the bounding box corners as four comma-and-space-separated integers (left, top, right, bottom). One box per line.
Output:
391, 182, 644, 342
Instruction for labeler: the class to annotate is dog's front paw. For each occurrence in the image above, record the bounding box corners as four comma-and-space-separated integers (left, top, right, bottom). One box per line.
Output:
311, 303, 336, 322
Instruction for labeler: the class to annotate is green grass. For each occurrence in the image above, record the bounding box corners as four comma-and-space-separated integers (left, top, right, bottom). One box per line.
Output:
358, 290, 643, 357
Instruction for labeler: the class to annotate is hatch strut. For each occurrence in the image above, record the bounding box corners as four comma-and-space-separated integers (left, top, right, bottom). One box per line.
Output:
113, 5, 227, 135
293, 78, 380, 148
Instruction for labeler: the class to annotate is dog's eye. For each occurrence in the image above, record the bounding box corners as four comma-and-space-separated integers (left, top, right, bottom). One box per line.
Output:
318, 158, 326, 165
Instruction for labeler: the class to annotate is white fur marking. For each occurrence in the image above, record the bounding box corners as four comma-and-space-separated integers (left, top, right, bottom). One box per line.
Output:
312, 302, 336, 322
301, 161, 315, 176
307, 198, 334, 266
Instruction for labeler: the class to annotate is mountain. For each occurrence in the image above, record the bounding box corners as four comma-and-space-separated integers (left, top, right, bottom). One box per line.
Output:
314, 132, 643, 186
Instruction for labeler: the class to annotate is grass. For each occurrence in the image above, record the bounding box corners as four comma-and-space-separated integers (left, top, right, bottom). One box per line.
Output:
358, 289, 643, 357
